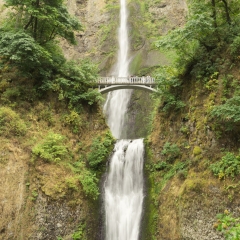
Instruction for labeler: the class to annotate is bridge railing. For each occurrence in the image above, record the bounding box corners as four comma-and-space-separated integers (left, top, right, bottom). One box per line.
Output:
97, 77, 156, 85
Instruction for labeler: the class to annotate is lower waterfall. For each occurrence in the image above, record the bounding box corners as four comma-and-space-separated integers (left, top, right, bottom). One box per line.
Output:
104, 139, 144, 240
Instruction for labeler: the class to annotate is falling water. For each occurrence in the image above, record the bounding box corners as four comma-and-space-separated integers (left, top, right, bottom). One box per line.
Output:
104, 139, 144, 240
103, 0, 145, 240
103, 0, 132, 139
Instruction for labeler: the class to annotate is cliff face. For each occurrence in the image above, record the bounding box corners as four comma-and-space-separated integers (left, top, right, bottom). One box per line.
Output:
0, 96, 109, 239
147, 73, 240, 239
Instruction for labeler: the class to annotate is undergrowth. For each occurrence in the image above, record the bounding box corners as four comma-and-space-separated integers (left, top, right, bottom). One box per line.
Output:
215, 211, 240, 240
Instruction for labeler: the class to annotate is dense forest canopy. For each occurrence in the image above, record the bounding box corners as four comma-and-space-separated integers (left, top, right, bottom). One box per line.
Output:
154, 0, 240, 130
0, 0, 102, 110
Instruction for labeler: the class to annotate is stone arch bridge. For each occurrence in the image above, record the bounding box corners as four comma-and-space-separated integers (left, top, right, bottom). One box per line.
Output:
96, 77, 157, 94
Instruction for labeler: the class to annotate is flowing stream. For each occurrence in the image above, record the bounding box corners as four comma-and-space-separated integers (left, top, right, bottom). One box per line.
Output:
103, 0, 144, 239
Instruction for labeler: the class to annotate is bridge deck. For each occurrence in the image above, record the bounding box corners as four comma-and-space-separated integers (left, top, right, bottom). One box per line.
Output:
97, 77, 157, 85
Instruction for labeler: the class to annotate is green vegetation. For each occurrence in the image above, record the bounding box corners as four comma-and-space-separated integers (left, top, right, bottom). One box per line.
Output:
4, 0, 81, 45
62, 110, 83, 134
211, 94, 240, 130
154, 0, 240, 117
215, 211, 240, 240
48, 60, 103, 109
72, 223, 86, 240
78, 168, 99, 199
66, 159, 100, 200
0, 0, 102, 109
161, 142, 181, 163
0, 106, 27, 136
153, 66, 185, 112
32, 132, 69, 162
87, 131, 115, 170
210, 151, 240, 179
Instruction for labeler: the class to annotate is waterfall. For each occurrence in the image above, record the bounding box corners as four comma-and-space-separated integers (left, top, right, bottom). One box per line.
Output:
103, 0, 132, 139
103, 0, 144, 240
104, 139, 144, 240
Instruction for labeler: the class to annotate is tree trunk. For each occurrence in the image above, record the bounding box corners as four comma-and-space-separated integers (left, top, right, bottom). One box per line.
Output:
211, 0, 220, 42
221, 0, 231, 24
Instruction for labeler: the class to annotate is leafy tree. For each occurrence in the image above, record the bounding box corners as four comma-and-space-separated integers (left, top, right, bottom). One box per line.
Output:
155, 0, 240, 78
153, 66, 185, 112
0, 30, 50, 77
4, 0, 81, 44
47, 60, 103, 108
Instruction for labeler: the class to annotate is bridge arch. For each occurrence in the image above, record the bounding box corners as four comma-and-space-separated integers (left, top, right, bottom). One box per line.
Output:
99, 85, 157, 94
97, 77, 157, 94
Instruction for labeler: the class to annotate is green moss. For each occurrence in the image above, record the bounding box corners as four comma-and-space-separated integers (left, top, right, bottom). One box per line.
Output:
142, 141, 159, 240
193, 146, 202, 156
129, 52, 143, 74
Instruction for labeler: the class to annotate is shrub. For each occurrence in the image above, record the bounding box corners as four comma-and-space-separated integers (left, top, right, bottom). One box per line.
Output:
69, 161, 100, 199
154, 161, 169, 171
62, 110, 82, 133
78, 169, 99, 200
211, 95, 240, 125
32, 132, 69, 162
0, 106, 27, 136
87, 131, 115, 170
210, 151, 240, 179
161, 142, 181, 163
215, 211, 240, 240
72, 223, 86, 240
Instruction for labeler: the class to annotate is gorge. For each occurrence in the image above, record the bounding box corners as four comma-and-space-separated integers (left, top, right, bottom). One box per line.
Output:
0, 0, 240, 240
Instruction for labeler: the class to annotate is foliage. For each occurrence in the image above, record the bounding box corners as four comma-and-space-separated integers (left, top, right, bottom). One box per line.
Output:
30, 190, 38, 201
87, 131, 115, 170
0, 30, 54, 78
72, 223, 86, 240
210, 151, 240, 179
211, 95, 240, 125
154, 66, 185, 112
155, 161, 188, 192
155, 0, 240, 79
78, 169, 99, 200
62, 110, 83, 133
32, 132, 69, 162
215, 211, 240, 240
153, 161, 169, 171
0, 106, 27, 136
70, 161, 100, 200
48, 60, 103, 109
4, 0, 81, 45
163, 162, 187, 182
230, 36, 240, 56
193, 146, 202, 156
161, 142, 181, 163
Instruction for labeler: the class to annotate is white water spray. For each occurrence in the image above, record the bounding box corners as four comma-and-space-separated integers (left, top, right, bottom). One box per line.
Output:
103, 0, 132, 139
104, 139, 144, 240
104, 0, 144, 239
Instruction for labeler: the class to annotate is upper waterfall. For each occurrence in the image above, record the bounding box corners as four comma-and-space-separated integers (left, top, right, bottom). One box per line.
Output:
103, 0, 132, 139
